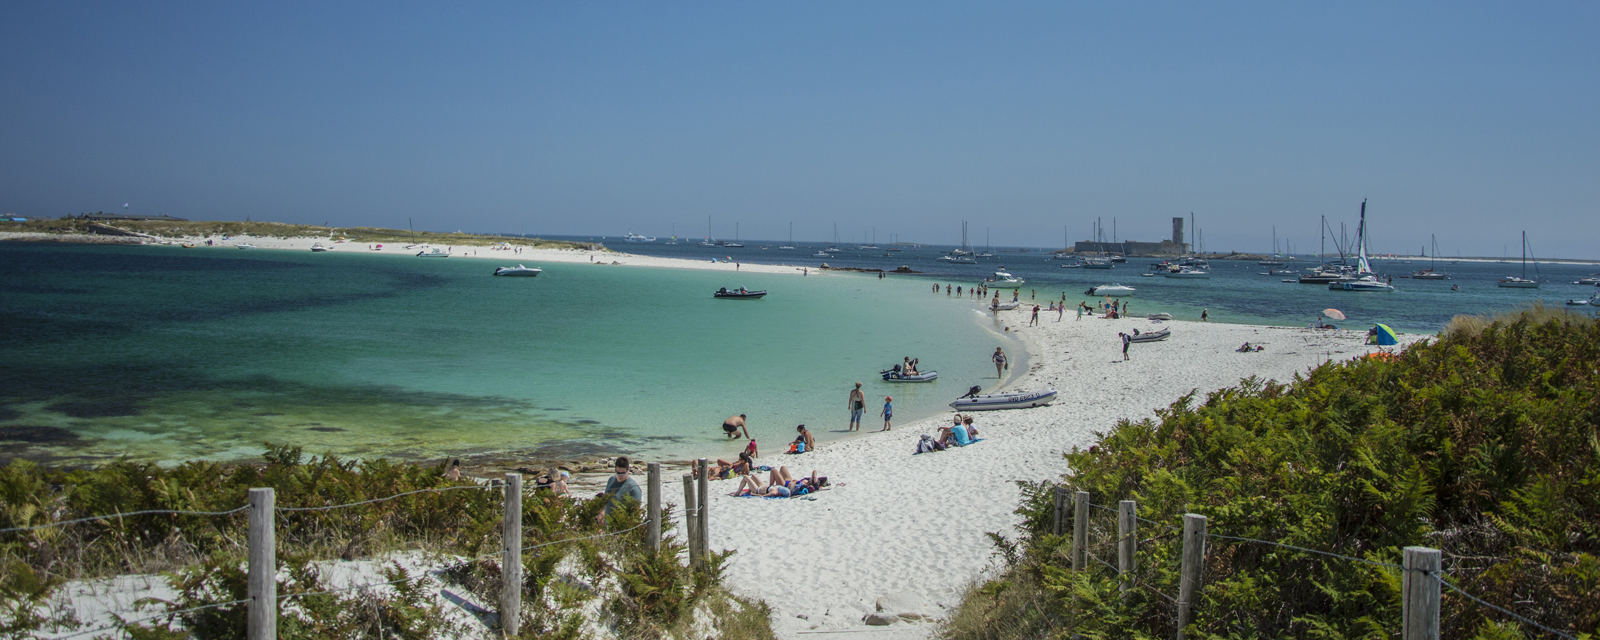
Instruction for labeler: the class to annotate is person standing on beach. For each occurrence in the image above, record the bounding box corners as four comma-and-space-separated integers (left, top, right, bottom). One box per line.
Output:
1201, 308, 1209, 322
1031, 289, 1036, 300
1076, 304, 1083, 321
722, 414, 749, 439
847, 383, 866, 432
956, 285, 962, 297
880, 396, 893, 431
1120, 332, 1131, 361
992, 347, 1008, 378
991, 292, 999, 308
946, 285, 951, 296
1030, 305, 1040, 326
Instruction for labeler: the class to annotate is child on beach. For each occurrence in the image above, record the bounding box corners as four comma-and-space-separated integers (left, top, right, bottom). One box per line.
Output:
789, 425, 814, 453
880, 397, 893, 431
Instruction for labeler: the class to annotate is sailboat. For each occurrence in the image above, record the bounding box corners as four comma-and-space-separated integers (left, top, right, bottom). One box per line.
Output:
1052, 226, 1075, 261
939, 222, 977, 264
723, 223, 744, 248
1258, 226, 1284, 265
824, 223, 842, 253
698, 216, 718, 247
1082, 218, 1113, 269
665, 223, 678, 245
1329, 200, 1395, 292
1497, 232, 1541, 288
858, 228, 878, 250
779, 222, 795, 250
1412, 235, 1448, 280
975, 228, 995, 258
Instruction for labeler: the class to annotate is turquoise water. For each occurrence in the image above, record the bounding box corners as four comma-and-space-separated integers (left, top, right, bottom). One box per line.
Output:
0, 243, 1016, 465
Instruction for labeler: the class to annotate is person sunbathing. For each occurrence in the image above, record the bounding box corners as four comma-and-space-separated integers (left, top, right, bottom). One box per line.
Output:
733, 466, 825, 497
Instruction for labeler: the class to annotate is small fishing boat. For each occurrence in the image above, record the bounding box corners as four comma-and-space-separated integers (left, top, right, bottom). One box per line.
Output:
940, 255, 977, 264
1146, 313, 1173, 321
881, 368, 938, 382
310, 243, 330, 252
417, 248, 449, 258
1089, 284, 1135, 296
493, 264, 542, 277
1574, 275, 1600, 285
714, 287, 767, 299
949, 388, 1058, 411
1127, 327, 1171, 343
985, 271, 1025, 288
812, 251, 829, 258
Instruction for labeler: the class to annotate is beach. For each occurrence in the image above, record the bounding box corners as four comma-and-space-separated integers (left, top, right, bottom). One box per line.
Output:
684, 311, 1425, 639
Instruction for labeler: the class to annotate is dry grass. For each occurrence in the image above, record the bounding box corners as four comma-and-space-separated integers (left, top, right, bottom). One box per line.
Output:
1444, 300, 1595, 338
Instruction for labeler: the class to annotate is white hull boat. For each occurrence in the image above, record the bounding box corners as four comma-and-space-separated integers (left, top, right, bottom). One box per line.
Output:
1147, 313, 1172, 321
237, 244, 256, 250
1330, 276, 1394, 292
623, 233, 655, 243
1090, 284, 1135, 296
1162, 268, 1210, 279
417, 248, 449, 258
990, 301, 1020, 311
1127, 327, 1171, 343
310, 243, 330, 252
950, 388, 1058, 411
493, 264, 542, 277
1497, 277, 1539, 289
985, 271, 1025, 288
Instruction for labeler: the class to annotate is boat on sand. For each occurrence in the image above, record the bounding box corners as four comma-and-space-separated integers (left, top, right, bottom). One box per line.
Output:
950, 387, 1058, 411
1127, 327, 1171, 343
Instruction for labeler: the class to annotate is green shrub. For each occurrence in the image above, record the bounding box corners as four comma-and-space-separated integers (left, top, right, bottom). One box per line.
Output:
947, 308, 1599, 640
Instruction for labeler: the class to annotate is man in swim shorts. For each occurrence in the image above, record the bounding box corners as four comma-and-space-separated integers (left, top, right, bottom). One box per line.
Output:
722, 414, 749, 439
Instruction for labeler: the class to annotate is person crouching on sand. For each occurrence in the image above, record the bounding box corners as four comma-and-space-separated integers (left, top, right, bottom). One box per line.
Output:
789, 424, 814, 454
722, 414, 749, 439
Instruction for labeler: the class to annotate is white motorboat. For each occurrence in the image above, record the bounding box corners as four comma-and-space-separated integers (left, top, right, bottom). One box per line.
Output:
236, 243, 256, 250
949, 388, 1058, 411
1574, 275, 1600, 285
1330, 276, 1395, 292
1090, 284, 1135, 296
493, 264, 542, 277
1565, 293, 1600, 306
812, 251, 830, 258
940, 255, 977, 264
1162, 267, 1211, 279
623, 232, 655, 243
1081, 257, 1113, 269
417, 248, 449, 258
985, 271, 1024, 288
310, 243, 330, 252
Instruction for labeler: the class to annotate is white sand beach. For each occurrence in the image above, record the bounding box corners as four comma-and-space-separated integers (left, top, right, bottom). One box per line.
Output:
678, 309, 1426, 639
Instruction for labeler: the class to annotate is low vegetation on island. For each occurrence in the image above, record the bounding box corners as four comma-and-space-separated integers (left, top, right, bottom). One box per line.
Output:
1, 446, 769, 639
0, 217, 597, 251
944, 305, 1597, 640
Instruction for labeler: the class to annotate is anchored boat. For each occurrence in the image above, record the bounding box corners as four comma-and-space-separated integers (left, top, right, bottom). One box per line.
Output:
950, 388, 1058, 411
493, 264, 542, 277
714, 287, 767, 299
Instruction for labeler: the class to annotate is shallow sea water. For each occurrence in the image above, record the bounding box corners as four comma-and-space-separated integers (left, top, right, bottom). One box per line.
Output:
0, 243, 1017, 465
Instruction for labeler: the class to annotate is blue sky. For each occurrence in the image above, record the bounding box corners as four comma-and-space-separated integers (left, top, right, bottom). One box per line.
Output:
3, 2, 1596, 257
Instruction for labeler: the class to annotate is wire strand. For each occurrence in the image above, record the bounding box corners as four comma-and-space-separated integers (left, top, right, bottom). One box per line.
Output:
0, 506, 249, 534
276, 485, 492, 512
56, 597, 250, 639
1204, 532, 1402, 569
1437, 575, 1578, 640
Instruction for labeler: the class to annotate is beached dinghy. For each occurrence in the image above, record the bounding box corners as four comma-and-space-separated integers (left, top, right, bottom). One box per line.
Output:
1146, 313, 1173, 321
949, 387, 1058, 411
417, 248, 449, 258
714, 287, 767, 299
1127, 327, 1171, 343
990, 301, 1020, 311
881, 368, 938, 382
493, 264, 542, 277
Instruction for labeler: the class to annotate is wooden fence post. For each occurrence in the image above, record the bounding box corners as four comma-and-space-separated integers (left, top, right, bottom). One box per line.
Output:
501, 473, 522, 635
682, 474, 699, 566
247, 488, 275, 640
1402, 546, 1442, 640
646, 462, 661, 552
696, 459, 710, 562
1175, 513, 1207, 640
1052, 487, 1065, 536
1072, 491, 1089, 571
1118, 500, 1137, 596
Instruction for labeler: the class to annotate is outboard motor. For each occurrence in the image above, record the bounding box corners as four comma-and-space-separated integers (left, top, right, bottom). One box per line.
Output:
960, 385, 982, 399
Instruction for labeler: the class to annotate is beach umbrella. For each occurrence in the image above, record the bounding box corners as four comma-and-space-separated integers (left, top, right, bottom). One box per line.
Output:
1372, 323, 1399, 346
1322, 308, 1346, 320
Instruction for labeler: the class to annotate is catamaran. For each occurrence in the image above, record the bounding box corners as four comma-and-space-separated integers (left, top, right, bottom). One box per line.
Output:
1328, 200, 1394, 292
1497, 231, 1541, 288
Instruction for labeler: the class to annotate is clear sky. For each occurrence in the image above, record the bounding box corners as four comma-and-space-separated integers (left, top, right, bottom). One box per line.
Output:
3, 2, 1596, 257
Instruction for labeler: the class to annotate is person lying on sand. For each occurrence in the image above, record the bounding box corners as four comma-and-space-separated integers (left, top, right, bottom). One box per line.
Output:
733, 466, 826, 497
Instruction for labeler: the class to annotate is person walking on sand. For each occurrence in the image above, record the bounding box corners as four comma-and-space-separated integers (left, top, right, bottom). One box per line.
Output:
1120, 332, 1131, 361
992, 347, 1008, 378
1201, 308, 1209, 322
880, 396, 893, 431
722, 414, 750, 439
1057, 303, 1065, 321
1030, 305, 1040, 326
847, 382, 866, 432
1076, 303, 1084, 321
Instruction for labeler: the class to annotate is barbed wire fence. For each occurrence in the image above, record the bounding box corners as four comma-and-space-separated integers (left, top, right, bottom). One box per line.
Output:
2, 459, 712, 640
1050, 487, 1583, 640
